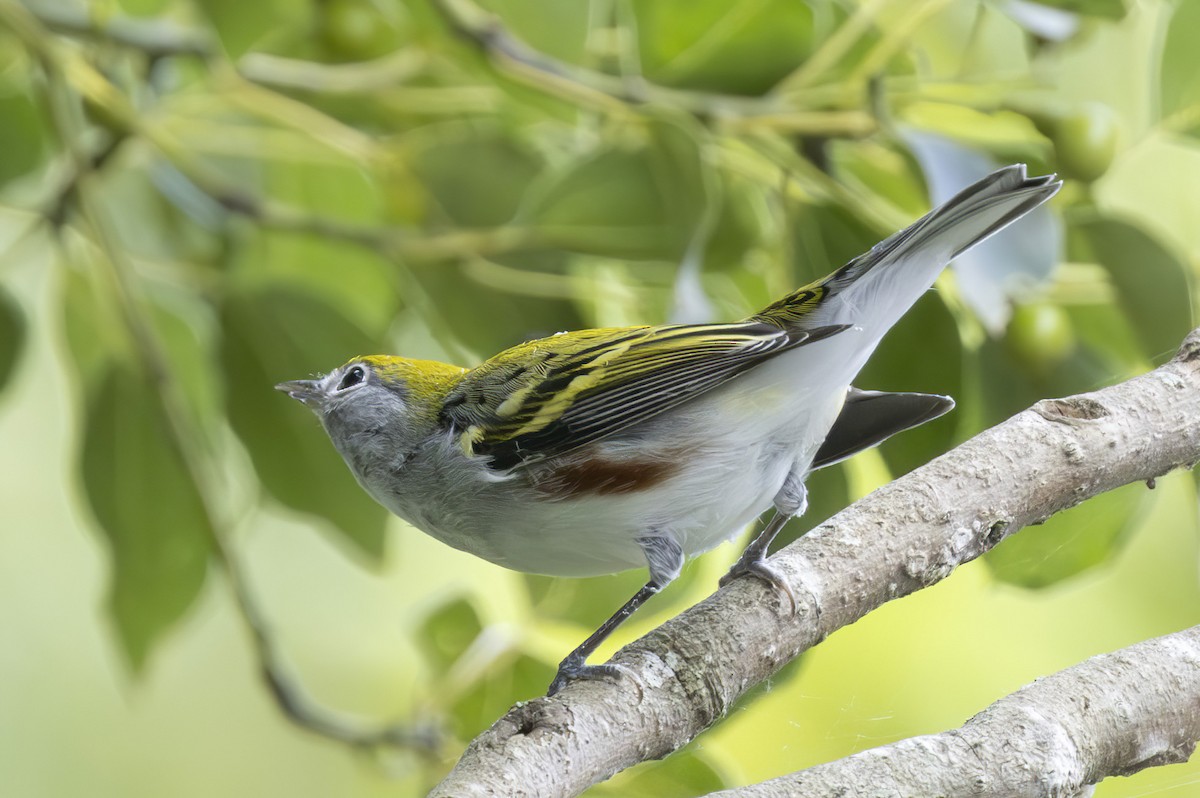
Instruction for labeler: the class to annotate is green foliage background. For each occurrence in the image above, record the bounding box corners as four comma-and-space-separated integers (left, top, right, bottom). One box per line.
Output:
2, 0, 1200, 795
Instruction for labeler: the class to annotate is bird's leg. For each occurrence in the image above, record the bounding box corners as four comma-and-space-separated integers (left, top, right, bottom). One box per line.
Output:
547, 533, 682, 697
547, 582, 658, 697
719, 472, 808, 615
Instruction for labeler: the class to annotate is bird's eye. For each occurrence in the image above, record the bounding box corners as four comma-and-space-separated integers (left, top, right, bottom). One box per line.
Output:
338, 366, 366, 391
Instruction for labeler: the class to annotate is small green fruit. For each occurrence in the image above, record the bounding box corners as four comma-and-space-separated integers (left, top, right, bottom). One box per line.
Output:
1006, 302, 1077, 374
321, 0, 405, 60
1023, 102, 1120, 184
1052, 103, 1119, 183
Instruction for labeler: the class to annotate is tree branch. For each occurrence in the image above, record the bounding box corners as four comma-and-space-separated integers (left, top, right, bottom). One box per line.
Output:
432, 327, 1200, 797
24, 3, 213, 60
430, 0, 877, 136
710, 625, 1200, 797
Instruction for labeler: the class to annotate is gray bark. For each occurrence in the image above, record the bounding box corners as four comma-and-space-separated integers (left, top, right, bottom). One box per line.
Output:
710, 626, 1200, 797
431, 328, 1200, 798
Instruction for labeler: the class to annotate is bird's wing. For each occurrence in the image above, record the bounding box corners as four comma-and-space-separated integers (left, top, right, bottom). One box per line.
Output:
443, 322, 849, 470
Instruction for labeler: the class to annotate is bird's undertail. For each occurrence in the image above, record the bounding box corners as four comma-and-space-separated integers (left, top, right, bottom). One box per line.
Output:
754, 164, 1061, 338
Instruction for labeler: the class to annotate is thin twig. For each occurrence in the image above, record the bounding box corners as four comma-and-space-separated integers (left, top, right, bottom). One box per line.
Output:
238, 50, 429, 93
24, 3, 213, 59
774, 0, 892, 95
846, 0, 956, 82
429, 0, 877, 139
250, 197, 547, 261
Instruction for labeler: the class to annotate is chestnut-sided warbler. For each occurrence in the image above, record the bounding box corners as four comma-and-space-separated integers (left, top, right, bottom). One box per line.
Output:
278, 165, 1060, 695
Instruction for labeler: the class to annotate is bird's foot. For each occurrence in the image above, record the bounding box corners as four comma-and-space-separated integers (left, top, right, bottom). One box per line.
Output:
719, 557, 798, 616
547, 656, 643, 698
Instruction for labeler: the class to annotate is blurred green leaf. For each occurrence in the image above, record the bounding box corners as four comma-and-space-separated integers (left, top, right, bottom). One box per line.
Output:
479, 0, 591, 63
61, 264, 135, 385
702, 172, 769, 272
266, 155, 388, 224
0, 287, 25, 397
80, 363, 212, 672
237, 230, 400, 336
977, 328, 1117, 431
146, 290, 223, 437
986, 481, 1149, 587
220, 289, 388, 560
411, 126, 542, 226
417, 251, 586, 354
857, 293, 963, 477
525, 569, 648, 631
901, 106, 1049, 165
1161, 0, 1200, 137
532, 148, 669, 257
526, 547, 705, 630
831, 140, 928, 219
415, 595, 484, 673
102, 165, 228, 266
195, 0, 308, 56
587, 748, 729, 797
379, 158, 429, 225
1065, 300, 1144, 374
1071, 215, 1193, 365
632, 0, 820, 95
0, 78, 47, 186
645, 112, 712, 233
1025, 0, 1125, 20
451, 653, 556, 737
115, 0, 173, 16
531, 119, 709, 259
249, 157, 402, 332
789, 201, 883, 286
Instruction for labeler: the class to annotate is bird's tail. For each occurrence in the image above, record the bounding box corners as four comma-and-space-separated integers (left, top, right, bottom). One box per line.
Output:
753, 164, 1061, 340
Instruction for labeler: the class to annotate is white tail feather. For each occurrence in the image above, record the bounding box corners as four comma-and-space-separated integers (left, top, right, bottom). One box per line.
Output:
799, 164, 1060, 353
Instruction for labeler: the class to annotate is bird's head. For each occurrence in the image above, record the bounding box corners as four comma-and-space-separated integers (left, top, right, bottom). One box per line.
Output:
276, 355, 466, 469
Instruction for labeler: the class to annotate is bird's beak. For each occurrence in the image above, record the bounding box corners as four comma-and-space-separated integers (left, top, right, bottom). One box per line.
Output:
275, 378, 324, 408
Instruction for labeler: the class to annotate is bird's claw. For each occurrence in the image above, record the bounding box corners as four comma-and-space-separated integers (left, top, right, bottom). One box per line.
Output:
720, 558, 798, 616
547, 658, 643, 699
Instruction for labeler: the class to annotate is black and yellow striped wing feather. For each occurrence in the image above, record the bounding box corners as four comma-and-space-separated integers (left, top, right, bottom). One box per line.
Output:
442, 321, 848, 470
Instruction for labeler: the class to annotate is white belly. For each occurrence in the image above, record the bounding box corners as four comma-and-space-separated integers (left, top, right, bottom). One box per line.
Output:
480, 439, 792, 577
